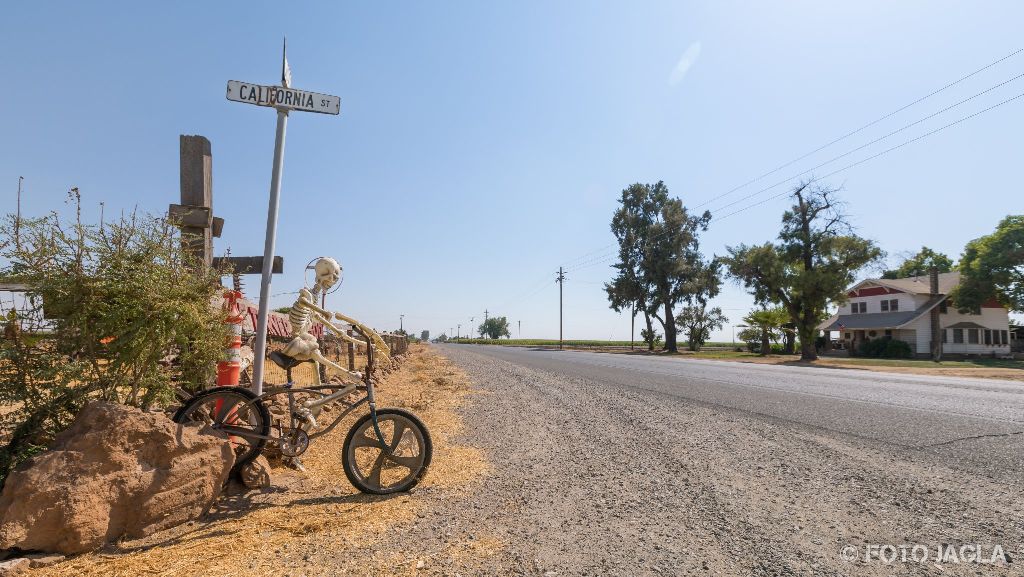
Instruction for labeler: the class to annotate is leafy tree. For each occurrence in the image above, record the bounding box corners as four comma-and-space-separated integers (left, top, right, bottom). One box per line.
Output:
676, 305, 727, 352
606, 184, 660, 351
951, 215, 1024, 312
674, 257, 726, 351
740, 307, 789, 355
606, 182, 711, 353
640, 327, 662, 349
0, 199, 226, 485
436, 333, 449, 343
881, 247, 954, 279
420, 330, 430, 341
723, 181, 882, 360
478, 316, 512, 339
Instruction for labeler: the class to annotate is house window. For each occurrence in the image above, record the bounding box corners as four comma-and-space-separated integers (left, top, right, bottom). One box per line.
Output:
953, 329, 964, 343
985, 330, 992, 345
844, 332, 851, 339
942, 329, 948, 343
884, 329, 893, 337
881, 300, 889, 312
1002, 330, 1009, 345
968, 329, 979, 344
889, 299, 898, 312
854, 302, 866, 314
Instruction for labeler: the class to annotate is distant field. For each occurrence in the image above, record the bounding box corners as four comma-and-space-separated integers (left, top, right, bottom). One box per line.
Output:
447, 338, 736, 348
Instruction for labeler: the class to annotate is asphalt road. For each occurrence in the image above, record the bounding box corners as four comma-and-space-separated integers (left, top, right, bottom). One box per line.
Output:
450, 345, 1024, 482
411, 344, 1023, 576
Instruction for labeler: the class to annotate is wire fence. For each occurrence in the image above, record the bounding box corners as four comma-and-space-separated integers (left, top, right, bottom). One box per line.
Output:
246, 332, 410, 387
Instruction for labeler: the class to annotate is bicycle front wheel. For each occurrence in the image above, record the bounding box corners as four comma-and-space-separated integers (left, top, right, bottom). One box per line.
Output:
173, 386, 271, 471
342, 408, 432, 495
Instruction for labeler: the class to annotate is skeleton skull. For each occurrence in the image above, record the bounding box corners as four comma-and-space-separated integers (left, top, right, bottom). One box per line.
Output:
314, 257, 341, 292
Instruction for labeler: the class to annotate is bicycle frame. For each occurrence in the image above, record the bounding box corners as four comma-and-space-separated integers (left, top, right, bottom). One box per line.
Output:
214, 326, 391, 454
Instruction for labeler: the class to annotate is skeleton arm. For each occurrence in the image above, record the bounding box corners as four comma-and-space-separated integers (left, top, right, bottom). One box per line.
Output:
333, 311, 392, 366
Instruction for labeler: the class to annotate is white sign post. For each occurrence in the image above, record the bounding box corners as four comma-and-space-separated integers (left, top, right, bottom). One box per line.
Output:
228, 41, 340, 395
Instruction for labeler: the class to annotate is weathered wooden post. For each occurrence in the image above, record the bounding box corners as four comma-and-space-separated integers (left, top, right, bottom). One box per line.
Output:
171, 136, 224, 266
347, 328, 355, 371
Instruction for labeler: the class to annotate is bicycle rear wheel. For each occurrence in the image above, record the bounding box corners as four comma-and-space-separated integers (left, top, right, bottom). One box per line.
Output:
342, 408, 432, 495
173, 386, 271, 471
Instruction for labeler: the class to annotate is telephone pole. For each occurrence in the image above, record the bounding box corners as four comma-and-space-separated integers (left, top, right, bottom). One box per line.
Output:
631, 305, 635, 350
556, 267, 566, 350
399, 314, 404, 332
518, 320, 521, 339
484, 309, 489, 322
15, 176, 23, 249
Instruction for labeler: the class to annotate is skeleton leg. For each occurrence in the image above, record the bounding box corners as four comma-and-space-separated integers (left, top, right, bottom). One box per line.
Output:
308, 348, 363, 381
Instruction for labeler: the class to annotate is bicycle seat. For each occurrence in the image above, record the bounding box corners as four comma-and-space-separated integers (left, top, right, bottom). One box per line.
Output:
269, 350, 309, 370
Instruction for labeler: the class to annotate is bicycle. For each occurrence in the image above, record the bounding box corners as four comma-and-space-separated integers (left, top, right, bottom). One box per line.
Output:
173, 326, 432, 495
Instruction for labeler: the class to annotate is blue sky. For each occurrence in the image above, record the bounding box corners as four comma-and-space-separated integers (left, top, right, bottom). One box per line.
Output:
1, 1, 1021, 341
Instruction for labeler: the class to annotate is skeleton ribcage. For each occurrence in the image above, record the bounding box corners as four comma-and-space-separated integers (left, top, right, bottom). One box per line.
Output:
289, 304, 313, 335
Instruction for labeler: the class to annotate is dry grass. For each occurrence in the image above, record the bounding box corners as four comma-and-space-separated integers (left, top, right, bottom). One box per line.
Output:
32, 343, 488, 577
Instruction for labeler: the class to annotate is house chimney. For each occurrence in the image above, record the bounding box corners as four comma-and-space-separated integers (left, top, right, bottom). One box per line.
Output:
929, 266, 939, 295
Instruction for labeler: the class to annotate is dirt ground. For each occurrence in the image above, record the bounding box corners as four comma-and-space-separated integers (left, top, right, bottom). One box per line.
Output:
29, 344, 487, 577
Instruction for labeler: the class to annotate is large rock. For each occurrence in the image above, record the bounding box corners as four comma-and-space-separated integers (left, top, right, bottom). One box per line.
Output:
0, 401, 234, 554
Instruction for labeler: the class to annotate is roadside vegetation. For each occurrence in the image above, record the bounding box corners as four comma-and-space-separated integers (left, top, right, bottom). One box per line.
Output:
0, 194, 226, 485
600, 178, 1023, 364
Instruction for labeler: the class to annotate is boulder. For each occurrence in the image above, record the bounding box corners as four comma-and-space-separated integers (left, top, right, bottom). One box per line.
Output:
239, 454, 272, 490
0, 402, 235, 554
0, 558, 29, 576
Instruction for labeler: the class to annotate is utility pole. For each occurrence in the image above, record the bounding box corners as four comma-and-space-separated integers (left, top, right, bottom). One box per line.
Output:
15, 176, 23, 249
484, 309, 489, 322
400, 314, 404, 332
470, 317, 474, 339
556, 267, 566, 350
518, 320, 521, 339
457, 323, 461, 343
631, 305, 635, 350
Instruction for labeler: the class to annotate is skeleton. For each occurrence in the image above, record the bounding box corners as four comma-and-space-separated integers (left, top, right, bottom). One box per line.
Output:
275, 258, 392, 469
281, 257, 391, 381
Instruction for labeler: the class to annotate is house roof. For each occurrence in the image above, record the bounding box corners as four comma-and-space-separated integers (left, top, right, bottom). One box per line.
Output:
851, 271, 961, 295
817, 295, 945, 331
945, 321, 987, 329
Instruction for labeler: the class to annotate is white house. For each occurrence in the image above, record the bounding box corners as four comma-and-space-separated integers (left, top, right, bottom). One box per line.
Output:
817, 271, 1012, 358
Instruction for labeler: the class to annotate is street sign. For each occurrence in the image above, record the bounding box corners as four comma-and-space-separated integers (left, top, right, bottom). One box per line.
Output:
226, 80, 340, 115
228, 40, 341, 396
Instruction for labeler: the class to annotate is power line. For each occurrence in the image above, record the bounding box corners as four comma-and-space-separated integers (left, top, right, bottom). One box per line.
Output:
694, 47, 1023, 209
705, 72, 1024, 215
561, 49, 1024, 274
567, 82, 1024, 275
714, 90, 1024, 221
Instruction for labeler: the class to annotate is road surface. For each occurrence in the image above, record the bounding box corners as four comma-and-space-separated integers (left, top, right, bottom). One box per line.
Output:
408, 345, 1022, 576
454, 345, 1024, 481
